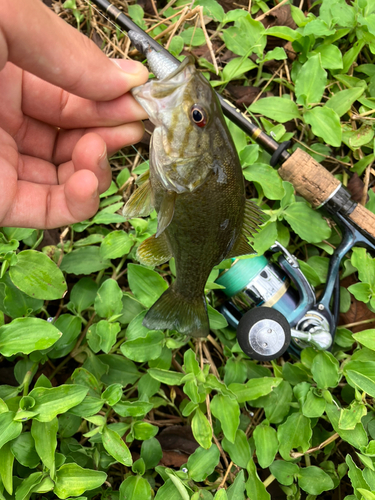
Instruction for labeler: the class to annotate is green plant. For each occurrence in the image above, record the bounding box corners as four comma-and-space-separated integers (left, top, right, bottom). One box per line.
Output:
1, 0, 375, 499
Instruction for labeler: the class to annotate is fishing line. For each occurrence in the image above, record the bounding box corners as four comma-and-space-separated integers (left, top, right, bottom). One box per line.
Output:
82, 0, 130, 40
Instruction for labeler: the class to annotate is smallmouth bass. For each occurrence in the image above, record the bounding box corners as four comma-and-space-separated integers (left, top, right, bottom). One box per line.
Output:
124, 55, 263, 337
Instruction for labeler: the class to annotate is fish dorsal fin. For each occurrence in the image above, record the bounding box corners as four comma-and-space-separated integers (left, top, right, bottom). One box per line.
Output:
137, 233, 172, 266
122, 172, 154, 219
156, 191, 176, 237
226, 235, 255, 259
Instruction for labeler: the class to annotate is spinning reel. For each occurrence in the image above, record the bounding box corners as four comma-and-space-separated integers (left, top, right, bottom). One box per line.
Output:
216, 241, 335, 361
216, 207, 375, 362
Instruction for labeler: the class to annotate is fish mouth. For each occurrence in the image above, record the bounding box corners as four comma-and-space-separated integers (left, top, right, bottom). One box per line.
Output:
131, 56, 195, 125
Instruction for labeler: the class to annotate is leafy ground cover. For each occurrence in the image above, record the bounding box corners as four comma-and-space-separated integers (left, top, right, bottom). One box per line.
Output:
1, 0, 375, 498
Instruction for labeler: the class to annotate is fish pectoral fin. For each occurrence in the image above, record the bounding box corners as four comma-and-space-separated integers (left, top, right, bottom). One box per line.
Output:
135, 169, 150, 186
242, 200, 265, 238
226, 234, 255, 259
136, 233, 172, 266
122, 175, 154, 219
143, 284, 210, 338
156, 191, 176, 237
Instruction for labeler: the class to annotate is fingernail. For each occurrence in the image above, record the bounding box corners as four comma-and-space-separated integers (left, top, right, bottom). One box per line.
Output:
99, 144, 109, 170
112, 59, 148, 75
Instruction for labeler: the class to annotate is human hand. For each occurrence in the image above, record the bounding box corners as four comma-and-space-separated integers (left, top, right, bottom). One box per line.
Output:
0, 0, 149, 229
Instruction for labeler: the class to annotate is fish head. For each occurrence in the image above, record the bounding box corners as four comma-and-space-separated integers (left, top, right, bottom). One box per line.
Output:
132, 56, 228, 193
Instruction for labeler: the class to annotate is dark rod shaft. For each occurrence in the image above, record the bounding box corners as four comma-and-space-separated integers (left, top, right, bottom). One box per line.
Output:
87, 0, 290, 161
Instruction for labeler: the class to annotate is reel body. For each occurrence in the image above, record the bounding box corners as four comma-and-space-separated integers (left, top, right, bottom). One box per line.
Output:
216, 242, 335, 361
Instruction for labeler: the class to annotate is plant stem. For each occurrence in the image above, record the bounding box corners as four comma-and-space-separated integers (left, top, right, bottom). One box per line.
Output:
263, 474, 276, 488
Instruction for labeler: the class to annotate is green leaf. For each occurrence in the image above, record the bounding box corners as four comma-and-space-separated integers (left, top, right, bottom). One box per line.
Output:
326, 403, 368, 449
9, 250, 67, 300
304, 107, 342, 147
192, 409, 212, 449
298, 466, 334, 495
119, 475, 152, 500
265, 26, 301, 41
342, 40, 365, 74
222, 429, 251, 469
9, 432, 39, 469
15, 471, 43, 500
187, 445, 220, 481
312, 44, 343, 70
0, 441, 14, 495
121, 330, 164, 362
94, 279, 123, 319
351, 247, 375, 285
229, 377, 282, 403
223, 15, 266, 57
194, 0, 224, 21
148, 368, 184, 386
325, 87, 365, 117
102, 426, 132, 466
141, 438, 163, 470
0, 412, 22, 449
253, 424, 279, 469
210, 394, 239, 443
101, 384, 122, 406
128, 4, 146, 29
246, 458, 270, 500
284, 201, 332, 243
353, 330, 375, 351
302, 388, 326, 418
348, 282, 372, 303
349, 124, 374, 148
100, 230, 134, 260
295, 55, 327, 106
127, 264, 168, 308
277, 412, 312, 461
249, 97, 301, 123
54, 463, 107, 499
31, 418, 58, 476
28, 385, 88, 422
269, 460, 299, 486
60, 246, 111, 275
133, 421, 158, 440
346, 454, 370, 497
311, 351, 339, 389
222, 57, 257, 83
0, 317, 61, 356
99, 354, 139, 387
113, 400, 153, 418
69, 278, 98, 313
180, 27, 206, 46
208, 305, 228, 329
243, 163, 285, 199
49, 314, 82, 359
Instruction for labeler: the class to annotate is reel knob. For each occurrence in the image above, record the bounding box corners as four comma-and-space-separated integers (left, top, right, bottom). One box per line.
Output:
237, 307, 291, 361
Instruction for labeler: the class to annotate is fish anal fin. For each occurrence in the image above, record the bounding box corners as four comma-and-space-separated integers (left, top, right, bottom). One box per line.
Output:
136, 233, 172, 266
123, 177, 154, 218
156, 191, 176, 237
143, 285, 209, 338
226, 234, 255, 259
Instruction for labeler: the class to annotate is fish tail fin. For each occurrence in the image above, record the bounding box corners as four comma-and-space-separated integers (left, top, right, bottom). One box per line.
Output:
143, 284, 209, 338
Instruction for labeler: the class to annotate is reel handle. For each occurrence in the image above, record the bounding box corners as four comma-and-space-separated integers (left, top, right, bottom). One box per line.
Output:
279, 148, 375, 242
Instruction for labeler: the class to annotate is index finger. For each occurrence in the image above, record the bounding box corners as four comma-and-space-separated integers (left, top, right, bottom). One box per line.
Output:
0, 0, 149, 101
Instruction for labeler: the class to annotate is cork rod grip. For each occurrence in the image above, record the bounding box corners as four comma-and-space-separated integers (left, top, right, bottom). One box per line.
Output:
278, 148, 375, 240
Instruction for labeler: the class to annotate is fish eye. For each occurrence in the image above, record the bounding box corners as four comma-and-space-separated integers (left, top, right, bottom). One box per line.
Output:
190, 105, 207, 127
